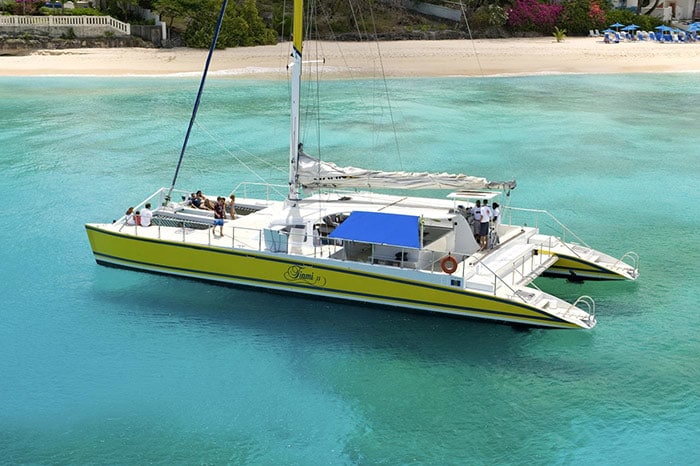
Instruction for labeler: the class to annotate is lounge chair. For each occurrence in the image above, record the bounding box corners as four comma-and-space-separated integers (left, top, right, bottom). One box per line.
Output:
595, 29, 601, 36
589, 30, 595, 37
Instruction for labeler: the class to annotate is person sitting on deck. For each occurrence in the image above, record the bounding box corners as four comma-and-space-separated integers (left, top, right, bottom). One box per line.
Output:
140, 203, 153, 227
125, 207, 136, 225
200, 191, 216, 210
190, 191, 203, 209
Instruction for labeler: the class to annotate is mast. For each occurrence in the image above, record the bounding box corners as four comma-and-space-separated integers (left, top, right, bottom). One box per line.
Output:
165, 0, 229, 205
288, 0, 303, 203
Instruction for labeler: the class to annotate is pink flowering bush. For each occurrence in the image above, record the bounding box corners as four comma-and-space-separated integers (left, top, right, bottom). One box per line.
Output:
507, 0, 564, 34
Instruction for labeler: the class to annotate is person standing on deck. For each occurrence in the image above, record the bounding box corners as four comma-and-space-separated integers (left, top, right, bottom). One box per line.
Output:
472, 200, 482, 242
479, 200, 492, 250
213, 197, 225, 236
226, 194, 237, 219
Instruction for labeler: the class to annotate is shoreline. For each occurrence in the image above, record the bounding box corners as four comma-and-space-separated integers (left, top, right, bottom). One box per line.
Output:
1, 37, 699, 78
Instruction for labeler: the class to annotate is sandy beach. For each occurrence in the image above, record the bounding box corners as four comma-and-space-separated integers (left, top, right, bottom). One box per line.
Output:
1, 37, 699, 77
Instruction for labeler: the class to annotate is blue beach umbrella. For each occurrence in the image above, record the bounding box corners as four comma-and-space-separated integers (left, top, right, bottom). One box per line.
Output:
610, 22, 625, 31
655, 25, 673, 31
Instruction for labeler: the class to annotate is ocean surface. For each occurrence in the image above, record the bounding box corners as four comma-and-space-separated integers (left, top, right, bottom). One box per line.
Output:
1, 72, 698, 464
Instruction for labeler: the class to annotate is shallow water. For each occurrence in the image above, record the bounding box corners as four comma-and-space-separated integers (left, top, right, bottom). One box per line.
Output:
1, 73, 698, 464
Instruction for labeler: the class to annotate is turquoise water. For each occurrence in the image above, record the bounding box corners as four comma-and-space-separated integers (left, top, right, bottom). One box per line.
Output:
1, 73, 698, 464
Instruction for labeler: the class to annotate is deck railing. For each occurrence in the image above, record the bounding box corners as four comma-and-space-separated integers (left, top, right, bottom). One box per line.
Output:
0, 15, 130, 35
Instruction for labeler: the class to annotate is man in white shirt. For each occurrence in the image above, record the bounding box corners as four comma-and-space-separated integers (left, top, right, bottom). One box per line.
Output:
140, 203, 153, 227
479, 200, 492, 250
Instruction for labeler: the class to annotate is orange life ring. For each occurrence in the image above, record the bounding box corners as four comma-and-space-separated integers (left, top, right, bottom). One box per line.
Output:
441, 255, 458, 274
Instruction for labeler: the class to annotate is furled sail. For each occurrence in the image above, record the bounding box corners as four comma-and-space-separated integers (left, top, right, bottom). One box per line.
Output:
297, 152, 516, 191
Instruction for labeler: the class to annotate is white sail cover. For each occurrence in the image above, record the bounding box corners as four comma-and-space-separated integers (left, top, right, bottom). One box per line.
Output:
297, 152, 516, 191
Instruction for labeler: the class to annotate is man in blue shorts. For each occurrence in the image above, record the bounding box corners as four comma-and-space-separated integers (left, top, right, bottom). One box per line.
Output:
213, 196, 225, 236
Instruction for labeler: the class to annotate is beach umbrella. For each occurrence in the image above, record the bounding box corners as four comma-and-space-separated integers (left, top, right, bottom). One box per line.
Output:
655, 25, 673, 31
687, 24, 700, 32
610, 22, 625, 31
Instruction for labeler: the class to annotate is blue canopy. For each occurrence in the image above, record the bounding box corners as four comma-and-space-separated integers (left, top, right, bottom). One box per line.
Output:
328, 211, 421, 249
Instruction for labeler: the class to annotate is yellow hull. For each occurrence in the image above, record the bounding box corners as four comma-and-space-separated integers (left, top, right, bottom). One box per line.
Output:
86, 225, 584, 329
544, 254, 629, 281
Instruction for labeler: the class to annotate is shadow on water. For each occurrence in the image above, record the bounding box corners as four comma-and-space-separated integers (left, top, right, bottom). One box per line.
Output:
89, 267, 597, 372
535, 276, 643, 318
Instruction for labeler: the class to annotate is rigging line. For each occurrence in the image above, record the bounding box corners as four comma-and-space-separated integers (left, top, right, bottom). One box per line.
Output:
457, 0, 485, 75
457, 0, 515, 192
280, 0, 287, 43
192, 120, 286, 179
166, 0, 229, 204
312, 8, 324, 200
366, 0, 403, 171
347, 1, 405, 170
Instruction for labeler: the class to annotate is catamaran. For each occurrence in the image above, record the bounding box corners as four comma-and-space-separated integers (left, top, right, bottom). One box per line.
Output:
85, 0, 638, 329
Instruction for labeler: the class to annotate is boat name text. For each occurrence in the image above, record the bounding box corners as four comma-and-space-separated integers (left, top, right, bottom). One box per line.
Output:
284, 265, 327, 287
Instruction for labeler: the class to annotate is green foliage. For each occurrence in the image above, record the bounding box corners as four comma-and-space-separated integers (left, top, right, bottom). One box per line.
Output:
153, 0, 196, 33
553, 25, 567, 41
102, 0, 140, 22
471, 4, 508, 29
270, 3, 291, 39
606, 8, 662, 31
40, 7, 103, 15
559, 0, 607, 35
183, 0, 276, 49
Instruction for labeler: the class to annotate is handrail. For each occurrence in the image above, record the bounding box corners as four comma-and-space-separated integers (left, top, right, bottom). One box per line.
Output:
503, 206, 591, 251
504, 206, 591, 258
614, 251, 640, 273
231, 182, 287, 202
0, 15, 130, 34
467, 253, 529, 304
566, 295, 596, 326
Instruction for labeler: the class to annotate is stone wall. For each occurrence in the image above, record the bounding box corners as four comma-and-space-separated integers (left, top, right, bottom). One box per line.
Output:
0, 35, 153, 56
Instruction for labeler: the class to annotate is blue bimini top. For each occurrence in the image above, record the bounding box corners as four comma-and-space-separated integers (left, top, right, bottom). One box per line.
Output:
327, 211, 420, 249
